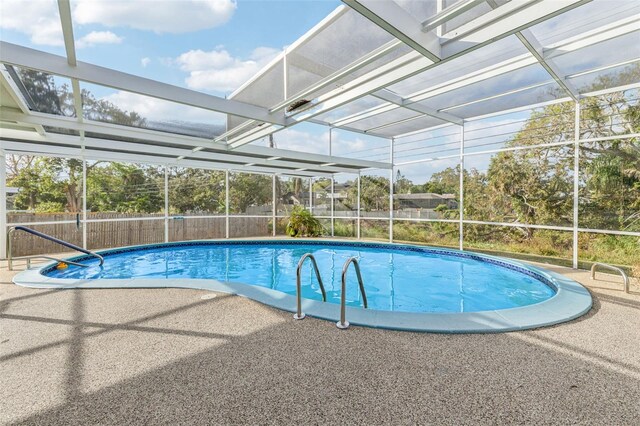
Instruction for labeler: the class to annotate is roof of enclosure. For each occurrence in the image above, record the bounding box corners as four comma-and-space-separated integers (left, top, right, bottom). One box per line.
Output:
1, 0, 639, 175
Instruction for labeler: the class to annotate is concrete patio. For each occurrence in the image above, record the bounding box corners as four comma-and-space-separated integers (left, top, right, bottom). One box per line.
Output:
1, 262, 639, 425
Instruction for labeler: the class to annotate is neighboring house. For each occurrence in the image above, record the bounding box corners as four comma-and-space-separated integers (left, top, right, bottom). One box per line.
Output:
395, 193, 458, 210
281, 191, 310, 207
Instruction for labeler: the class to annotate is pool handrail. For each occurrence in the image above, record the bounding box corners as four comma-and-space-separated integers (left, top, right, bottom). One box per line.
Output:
294, 253, 327, 320
590, 262, 630, 293
337, 257, 368, 329
7, 225, 104, 271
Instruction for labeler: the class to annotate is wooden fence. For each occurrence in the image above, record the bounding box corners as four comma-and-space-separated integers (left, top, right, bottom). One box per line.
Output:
7, 213, 270, 257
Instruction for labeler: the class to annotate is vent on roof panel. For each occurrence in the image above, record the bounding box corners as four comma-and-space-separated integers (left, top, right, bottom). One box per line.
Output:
286, 99, 312, 113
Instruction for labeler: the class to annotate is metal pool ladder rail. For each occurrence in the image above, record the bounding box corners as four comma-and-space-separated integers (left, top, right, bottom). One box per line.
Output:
294, 253, 327, 320
7, 225, 104, 271
337, 257, 368, 329
591, 262, 630, 293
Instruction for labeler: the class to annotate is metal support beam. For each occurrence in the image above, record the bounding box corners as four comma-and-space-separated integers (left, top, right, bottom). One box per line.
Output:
0, 110, 391, 170
225, 170, 230, 238
441, 0, 590, 49
272, 174, 277, 237
372, 90, 464, 126
82, 158, 87, 248
356, 171, 361, 239
389, 137, 394, 242
422, 0, 486, 32
573, 101, 580, 269
344, 0, 441, 62
0, 148, 6, 259
287, 0, 582, 129
459, 124, 465, 251
482, 0, 581, 102
164, 165, 169, 243
0, 42, 286, 126
57, 0, 77, 66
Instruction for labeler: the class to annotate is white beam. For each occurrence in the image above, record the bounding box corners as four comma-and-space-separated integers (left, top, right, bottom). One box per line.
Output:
343, 0, 441, 62
0, 123, 388, 172
0, 108, 390, 169
373, 90, 464, 125
441, 0, 590, 48
269, 39, 403, 113
285, 0, 582, 127
422, 0, 487, 32
1, 129, 363, 174
544, 13, 640, 59
0, 42, 287, 126
57, 0, 76, 66
0, 148, 6, 259
0, 139, 334, 178
516, 29, 580, 101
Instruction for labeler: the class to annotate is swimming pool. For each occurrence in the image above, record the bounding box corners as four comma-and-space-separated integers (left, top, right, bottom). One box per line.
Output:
13, 240, 592, 333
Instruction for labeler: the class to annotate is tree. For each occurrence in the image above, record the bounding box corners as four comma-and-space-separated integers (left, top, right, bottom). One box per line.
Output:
229, 173, 272, 213
87, 162, 163, 213
169, 168, 225, 214
394, 170, 412, 194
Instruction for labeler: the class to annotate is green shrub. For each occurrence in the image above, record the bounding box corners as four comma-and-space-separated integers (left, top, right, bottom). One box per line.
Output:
286, 206, 323, 237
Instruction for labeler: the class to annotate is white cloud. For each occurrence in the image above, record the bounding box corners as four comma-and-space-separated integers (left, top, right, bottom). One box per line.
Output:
76, 31, 123, 49
141, 57, 151, 68
270, 127, 330, 155
73, 0, 236, 34
0, 0, 63, 46
101, 90, 225, 125
176, 46, 281, 93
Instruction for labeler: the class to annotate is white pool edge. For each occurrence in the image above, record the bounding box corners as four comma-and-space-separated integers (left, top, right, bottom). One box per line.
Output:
12, 239, 593, 333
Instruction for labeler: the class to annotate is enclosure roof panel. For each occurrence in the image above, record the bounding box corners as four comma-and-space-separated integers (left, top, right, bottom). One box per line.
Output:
1, 0, 639, 171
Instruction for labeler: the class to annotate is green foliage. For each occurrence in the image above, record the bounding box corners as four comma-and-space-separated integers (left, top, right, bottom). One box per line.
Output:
286, 206, 323, 237
230, 173, 272, 214
87, 163, 163, 213
169, 168, 225, 214
34, 201, 66, 213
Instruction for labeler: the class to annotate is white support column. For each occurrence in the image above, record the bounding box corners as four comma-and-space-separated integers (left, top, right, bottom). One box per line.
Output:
0, 148, 7, 259
272, 174, 276, 237
357, 171, 361, 240
164, 165, 169, 243
225, 170, 230, 239
82, 158, 87, 249
573, 101, 580, 269
309, 177, 313, 212
459, 123, 465, 251
389, 137, 394, 243
329, 128, 335, 237
331, 178, 335, 237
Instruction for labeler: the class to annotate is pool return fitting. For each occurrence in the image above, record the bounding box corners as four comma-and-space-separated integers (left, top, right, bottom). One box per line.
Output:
294, 254, 368, 329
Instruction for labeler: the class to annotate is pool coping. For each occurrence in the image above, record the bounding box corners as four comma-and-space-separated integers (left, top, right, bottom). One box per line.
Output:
12, 239, 593, 333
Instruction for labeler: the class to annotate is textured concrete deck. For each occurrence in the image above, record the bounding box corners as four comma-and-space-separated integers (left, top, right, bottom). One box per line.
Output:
1, 259, 639, 425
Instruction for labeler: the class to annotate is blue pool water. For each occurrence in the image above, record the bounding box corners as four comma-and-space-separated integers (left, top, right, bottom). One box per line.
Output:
44, 242, 556, 313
